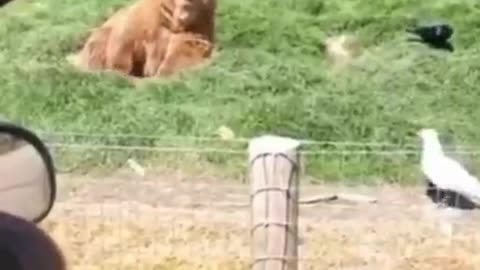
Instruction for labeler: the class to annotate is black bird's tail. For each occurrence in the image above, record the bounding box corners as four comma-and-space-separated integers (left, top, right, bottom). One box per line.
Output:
0, 0, 13, 7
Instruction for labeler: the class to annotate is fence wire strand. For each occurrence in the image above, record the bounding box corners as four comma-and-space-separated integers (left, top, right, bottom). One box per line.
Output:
46, 142, 480, 155
40, 133, 480, 269
34, 130, 480, 151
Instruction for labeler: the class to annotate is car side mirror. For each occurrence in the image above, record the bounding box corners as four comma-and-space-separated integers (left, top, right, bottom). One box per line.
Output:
0, 122, 56, 223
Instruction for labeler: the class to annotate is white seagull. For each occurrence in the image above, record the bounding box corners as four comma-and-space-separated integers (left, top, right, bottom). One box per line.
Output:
418, 128, 480, 208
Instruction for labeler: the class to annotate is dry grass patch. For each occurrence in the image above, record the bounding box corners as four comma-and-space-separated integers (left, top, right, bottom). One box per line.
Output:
40, 202, 480, 270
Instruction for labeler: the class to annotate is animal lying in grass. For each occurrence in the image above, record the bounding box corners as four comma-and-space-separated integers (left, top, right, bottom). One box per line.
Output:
0, 211, 66, 270
69, 6, 132, 73
148, 0, 216, 77
69, 0, 175, 76
152, 0, 216, 77
69, 0, 216, 79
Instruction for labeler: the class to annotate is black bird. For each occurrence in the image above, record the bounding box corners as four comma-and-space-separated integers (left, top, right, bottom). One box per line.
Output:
407, 22, 454, 52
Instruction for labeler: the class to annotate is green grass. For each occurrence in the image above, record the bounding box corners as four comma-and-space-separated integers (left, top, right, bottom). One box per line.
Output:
1, 0, 480, 184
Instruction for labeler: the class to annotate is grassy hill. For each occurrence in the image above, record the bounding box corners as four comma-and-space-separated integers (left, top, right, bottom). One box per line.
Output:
1, 0, 480, 184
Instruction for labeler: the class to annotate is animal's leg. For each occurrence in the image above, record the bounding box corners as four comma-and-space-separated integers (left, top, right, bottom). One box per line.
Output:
438, 192, 451, 208
83, 27, 112, 69
70, 26, 112, 72
129, 41, 147, 77
105, 33, 134, 75
106, 43, 133, 74
155, 33, 213, 77
72, 6, 130, 72
143, 28, 170, 77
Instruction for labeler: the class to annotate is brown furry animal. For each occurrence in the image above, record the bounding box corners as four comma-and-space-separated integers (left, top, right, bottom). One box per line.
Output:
70, 0, 216, 78
171, 0, 215, 40
104, 0, 177, 75
70, 0, 176, 76
142, 0, 216, 77
69, 6, 130, 72
142, 27, 172, 77
155, 32, 214, 76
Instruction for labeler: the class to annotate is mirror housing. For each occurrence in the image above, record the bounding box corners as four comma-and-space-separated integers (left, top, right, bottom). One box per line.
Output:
0, 121, 56, 223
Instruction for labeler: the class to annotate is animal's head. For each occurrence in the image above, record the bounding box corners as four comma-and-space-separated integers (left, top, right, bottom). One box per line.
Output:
417, 129, 444, 153
172, 0, 216, 37
417, 128, 439, 142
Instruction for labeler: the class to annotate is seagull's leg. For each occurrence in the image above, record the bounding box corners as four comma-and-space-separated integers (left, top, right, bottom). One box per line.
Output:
438, 191, 451, 209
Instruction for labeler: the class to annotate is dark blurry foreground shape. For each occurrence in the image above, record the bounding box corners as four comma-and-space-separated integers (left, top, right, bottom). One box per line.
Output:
0, 0, 13, 7
407, 22, 454, 52
0, 121, 56, 223
0, 211, 66, 270
425, 179, 477, 210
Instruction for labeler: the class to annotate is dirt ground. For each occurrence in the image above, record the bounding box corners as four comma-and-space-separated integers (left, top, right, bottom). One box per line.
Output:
42, 168, 480, 270
52, 168, 480, 223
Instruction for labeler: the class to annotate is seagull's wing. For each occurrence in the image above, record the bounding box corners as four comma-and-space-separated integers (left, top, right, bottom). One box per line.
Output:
422, 155, 459, 189
449, 151, 478, 176
442, 133, 477, 175
441, 156, 480, 203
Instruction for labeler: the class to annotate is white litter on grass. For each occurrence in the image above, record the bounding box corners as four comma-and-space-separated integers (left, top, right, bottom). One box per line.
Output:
127, 158, 146, 177
216, 125, 235, 140
325, 34, 363, 67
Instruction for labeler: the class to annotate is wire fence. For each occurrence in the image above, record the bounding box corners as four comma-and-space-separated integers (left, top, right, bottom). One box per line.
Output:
35, 129, 480, 187
3, 1, 480, 268
32, 132, 480, 270
35, 129, 480, 150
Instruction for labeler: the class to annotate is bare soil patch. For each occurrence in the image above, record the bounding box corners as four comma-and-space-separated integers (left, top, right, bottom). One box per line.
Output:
42, 169, 480, 269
